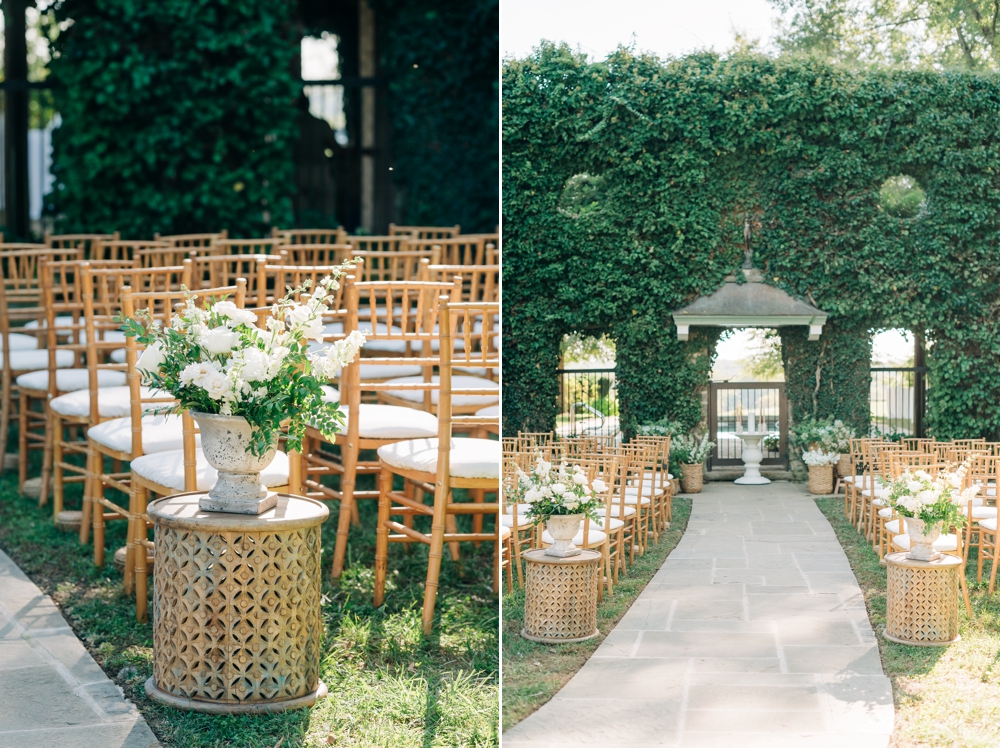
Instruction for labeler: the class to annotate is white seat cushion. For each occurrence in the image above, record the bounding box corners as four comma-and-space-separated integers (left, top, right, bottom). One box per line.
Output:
877, 507, 893, 519
110, 348, 126, 363
862, 488, 889, 498
23, 316, 76, 331
377, 437, 499, 479
966, 506, 997, 520
320, 385, 341, 403
604, 504, 636, 518
892, 533, 958, 552
500, 525, 511, 541
624, 485, 657, 498
131, 448, 290, 492
592, 516, 625, 532
49, 386, 166, 418
619, 493, 652, 506
23, 318, 125, 344
381, 375, 499, 406
475, 405, 500, 417
504, 503, 532, 515
500, 514, 530, 529
6, 332, 39, 350
979, 518, 997, 532
89, 414, 196, 454
16, 368, 127, 392
339, 404, 438, 439
1, 349, 74, 370
885, 519, 902, 534
541, 525, 606, 547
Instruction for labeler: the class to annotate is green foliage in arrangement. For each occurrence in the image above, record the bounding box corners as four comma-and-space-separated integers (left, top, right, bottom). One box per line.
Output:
503, 44, 1000, 440
375, 0, 499, 233
45, 0, 301, 237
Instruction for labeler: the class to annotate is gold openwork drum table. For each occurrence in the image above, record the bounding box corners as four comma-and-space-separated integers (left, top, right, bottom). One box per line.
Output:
145, 492, 329, 713
884, 551, 961, 646
521, 549, 600, 644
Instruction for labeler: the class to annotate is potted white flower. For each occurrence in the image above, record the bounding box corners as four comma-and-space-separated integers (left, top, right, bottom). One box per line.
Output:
673, 434, 716, 494
120, 261, 366, 514
885, 464, 975, 561
802, 449, 840, 494
517, 457, 603, 557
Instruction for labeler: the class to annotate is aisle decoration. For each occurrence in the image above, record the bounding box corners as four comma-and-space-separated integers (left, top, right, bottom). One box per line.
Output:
120, 261, 365, 513
516, 456, 602, 557
803, 448, 840, 495
885, 462, 975, 561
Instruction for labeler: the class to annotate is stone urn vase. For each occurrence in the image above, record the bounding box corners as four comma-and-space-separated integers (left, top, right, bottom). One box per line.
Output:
680, 462, 704, 494
903, 517, 944, 562
544, 514, 583, 557
191, 412, 278, 515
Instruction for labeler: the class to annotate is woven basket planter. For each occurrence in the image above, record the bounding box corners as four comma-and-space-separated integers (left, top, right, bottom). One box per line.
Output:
836, 453, 852, 477
680, 462, 704, 494
808, 464, 835, 495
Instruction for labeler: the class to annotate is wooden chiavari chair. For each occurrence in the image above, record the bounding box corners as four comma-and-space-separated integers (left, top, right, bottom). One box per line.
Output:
405, 237, 497, 266
212, 237, 286, 255
271, 227, 348, 245
861, 441, 902, 540
281, 243, 352, 266
420, 262, 500, 304
133, 244, 195, 268
0, 249, 83, 476
301, 275, 461, 579
343, 235, 409, 254
373, 298, 500, 634
154, 230, 227, 247
92, 239, 168, 264
44, 233, 118, 257
634, 434, 673, 529
191, 253, 282, 308
77, 263, 201, 555
388, 224, 461, 239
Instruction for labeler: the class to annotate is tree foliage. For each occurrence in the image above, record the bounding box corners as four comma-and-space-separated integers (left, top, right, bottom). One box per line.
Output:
503, 44, 1000, 440
46, 0, 300, 238
375, 0, 499, 233
770, 0, 1000, 69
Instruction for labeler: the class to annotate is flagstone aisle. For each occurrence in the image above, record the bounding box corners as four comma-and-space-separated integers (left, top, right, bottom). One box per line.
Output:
503, 481, 894, 748
0, 549, 159, 748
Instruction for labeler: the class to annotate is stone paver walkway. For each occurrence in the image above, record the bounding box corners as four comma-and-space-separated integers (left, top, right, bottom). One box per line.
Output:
0, 549, 160, 748
504, 481, 894, 748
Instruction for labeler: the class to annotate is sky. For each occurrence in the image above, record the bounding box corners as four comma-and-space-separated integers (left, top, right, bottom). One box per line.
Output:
502, 0, 780, 61
715, 328, 915, 368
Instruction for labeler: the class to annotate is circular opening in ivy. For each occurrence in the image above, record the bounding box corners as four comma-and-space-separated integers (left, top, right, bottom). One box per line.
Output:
879, 174, 926, 218
557, 173, 606, 218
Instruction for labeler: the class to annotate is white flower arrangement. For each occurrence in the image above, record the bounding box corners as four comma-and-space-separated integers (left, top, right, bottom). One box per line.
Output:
886, 463, 977, 526
515, 456, 605, 524
120, 260, 366, 457
802, 448, 841, 467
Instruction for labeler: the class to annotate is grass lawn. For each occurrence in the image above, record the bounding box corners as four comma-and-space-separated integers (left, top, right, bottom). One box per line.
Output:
0, 467, 498, 748
500, 497, 692, 732
816, 497, 1000, 748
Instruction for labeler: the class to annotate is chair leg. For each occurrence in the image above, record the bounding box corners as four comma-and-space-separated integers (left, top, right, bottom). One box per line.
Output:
0, 372, 11, 474
373, 468, 392, 607
445, 513, 461, 562
135, 484, 150, 623
421, 484, 449, 636
79, 448, 93, 545
990, 537, 1000, 595
42, 411, 60, 509
18, 389, 29, 492
331, 440, 360, 579
92, 454, 106, 567
124, 483, 137, 596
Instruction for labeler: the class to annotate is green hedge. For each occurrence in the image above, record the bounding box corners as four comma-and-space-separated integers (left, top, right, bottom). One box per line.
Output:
47, 0, 299, 237
503, 45, 1000, 439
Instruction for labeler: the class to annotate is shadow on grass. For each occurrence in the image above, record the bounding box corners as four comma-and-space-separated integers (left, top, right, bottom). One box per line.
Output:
500, 497, 692, 731
816, 496, 1000, 747
0, 467, 498, 748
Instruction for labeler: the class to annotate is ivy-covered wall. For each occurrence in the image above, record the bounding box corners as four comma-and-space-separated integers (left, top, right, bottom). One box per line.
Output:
47, 0, 300, 238
503, 45, 1000, 440
376, 0, 499, 233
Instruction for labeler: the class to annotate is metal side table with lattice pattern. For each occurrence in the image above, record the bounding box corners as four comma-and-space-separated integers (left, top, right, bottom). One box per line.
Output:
521, 549, 600, 644
144, 492, 329, 713
884, 551, 961, 646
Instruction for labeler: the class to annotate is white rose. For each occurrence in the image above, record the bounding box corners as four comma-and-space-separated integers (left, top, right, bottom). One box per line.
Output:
906, 480, 922, 494
551, 483, 566, 495
200, 371, 231, 400
201, 327, 240, 355
524, 489, 539, 503
572, 472, 587, 485
136, 341, 165, 374
592, 479, 607, 493
563, 499, 580, 510
238, 348, 270, 382
180, 361, 218, 386
212, 300, 258, 326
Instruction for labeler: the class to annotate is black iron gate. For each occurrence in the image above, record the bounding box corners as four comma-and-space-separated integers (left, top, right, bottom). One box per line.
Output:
555, 367, 618, 438
870, 366, 928, 436
707, 382, 788, 469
